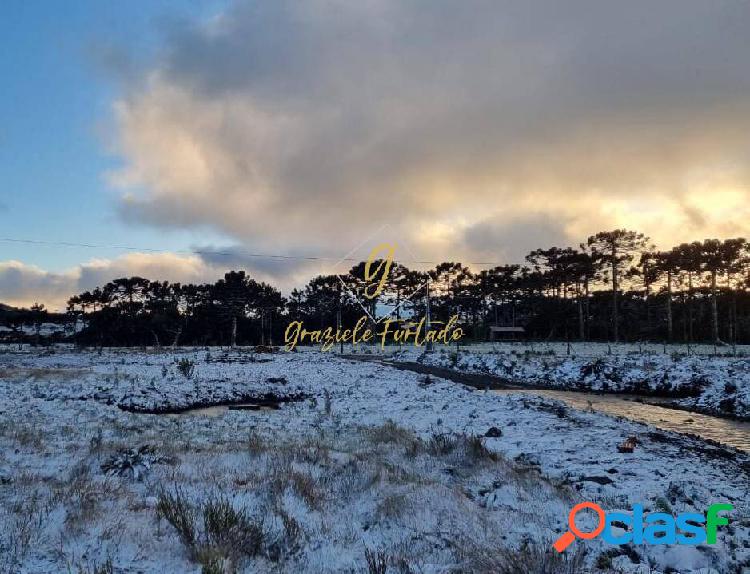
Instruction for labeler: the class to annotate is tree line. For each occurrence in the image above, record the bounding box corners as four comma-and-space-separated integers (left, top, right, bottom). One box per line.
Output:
11, 229, 750, 347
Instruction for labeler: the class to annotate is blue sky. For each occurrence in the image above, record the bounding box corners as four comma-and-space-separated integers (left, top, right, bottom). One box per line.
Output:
0, 0, 226, 271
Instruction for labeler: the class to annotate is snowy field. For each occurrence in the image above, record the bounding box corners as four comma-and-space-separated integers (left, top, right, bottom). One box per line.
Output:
0, 347, 748, 573
354, 341, 750, 358
0, 323, 82, 338
377, 346, 750, 421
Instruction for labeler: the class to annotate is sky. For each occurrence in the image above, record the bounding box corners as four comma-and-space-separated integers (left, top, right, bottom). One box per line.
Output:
1, 0, 750, 310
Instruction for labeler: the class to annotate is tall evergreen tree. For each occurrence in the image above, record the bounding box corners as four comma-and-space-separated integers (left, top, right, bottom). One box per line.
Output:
587, 230, 650, 342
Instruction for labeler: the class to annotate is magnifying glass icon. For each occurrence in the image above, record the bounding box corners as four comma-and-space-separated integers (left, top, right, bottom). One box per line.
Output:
553, 501, 606, 552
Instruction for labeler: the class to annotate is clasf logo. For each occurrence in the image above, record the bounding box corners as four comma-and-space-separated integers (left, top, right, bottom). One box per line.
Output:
553, 501, 733, 552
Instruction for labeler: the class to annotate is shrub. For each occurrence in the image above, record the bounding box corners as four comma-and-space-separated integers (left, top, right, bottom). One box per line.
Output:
457, 540, 585, 574
463, 434, 497, 462
157, 490, 264, 569
277, 507, 303, 555
366, 420, 418, 448
654, 496, 672, 514
289, 471, 324, 509
176, 358, 195, 379
202, 497, 264, 558
76, 559, 114, 574
365, 547, 389, 574
156, 489, 197, 549
426, 432, 458, 456
200, 557, 225, 574
247, 431, 266, 455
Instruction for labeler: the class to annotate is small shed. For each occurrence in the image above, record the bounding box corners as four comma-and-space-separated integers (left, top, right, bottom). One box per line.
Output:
488, 326, 525, 341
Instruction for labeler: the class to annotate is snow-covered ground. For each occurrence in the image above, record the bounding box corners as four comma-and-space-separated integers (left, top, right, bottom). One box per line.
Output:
384, 347, 750, 421
0, 347, 748, 573
0, 323, 68, 337
354, 341, 750, 358
0, 322, 83, 344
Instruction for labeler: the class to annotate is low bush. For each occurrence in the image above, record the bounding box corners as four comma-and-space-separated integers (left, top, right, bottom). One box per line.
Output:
176, 358, 195, 379
157, 490, 264, 570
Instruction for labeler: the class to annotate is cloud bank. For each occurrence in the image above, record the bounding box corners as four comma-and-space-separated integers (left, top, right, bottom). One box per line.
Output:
0, 254, 205, 311
107, 0, 750, 267
0, 251, 310, 311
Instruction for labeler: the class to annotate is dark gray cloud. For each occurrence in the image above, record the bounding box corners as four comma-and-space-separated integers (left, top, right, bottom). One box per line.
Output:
193, 245, 321, 283
163, 1, 750, 107
463, 214, 571, 264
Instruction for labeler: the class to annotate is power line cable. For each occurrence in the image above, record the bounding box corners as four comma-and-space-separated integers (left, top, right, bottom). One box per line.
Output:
0, 236, 506, 267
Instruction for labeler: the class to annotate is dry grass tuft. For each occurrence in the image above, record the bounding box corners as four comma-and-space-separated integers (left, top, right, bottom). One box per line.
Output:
364, 547, 389, 574
289, 470, 324, 509
247, 430, 266, 455
366, 420, 418, 448
455, 539, 586, 574
157, 489, 265, 570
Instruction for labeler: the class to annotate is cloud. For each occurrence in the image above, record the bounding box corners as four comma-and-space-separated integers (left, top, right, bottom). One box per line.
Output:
463, 214, 571, 264
0, 261, 79, 311
76, 252, 210, 289
106, 0, 750, 275
0, 253, 218, 311
192, 245, 324, 287
0, 247, 348, 311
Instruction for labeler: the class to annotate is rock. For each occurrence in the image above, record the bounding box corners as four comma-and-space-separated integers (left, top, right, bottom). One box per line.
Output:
418, 375, 434, 388
514, 452, 541, 467
580, 475, 615, 485
617, 436, 638, 453
610, 520, 629, 530
484, 426, 503, 438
